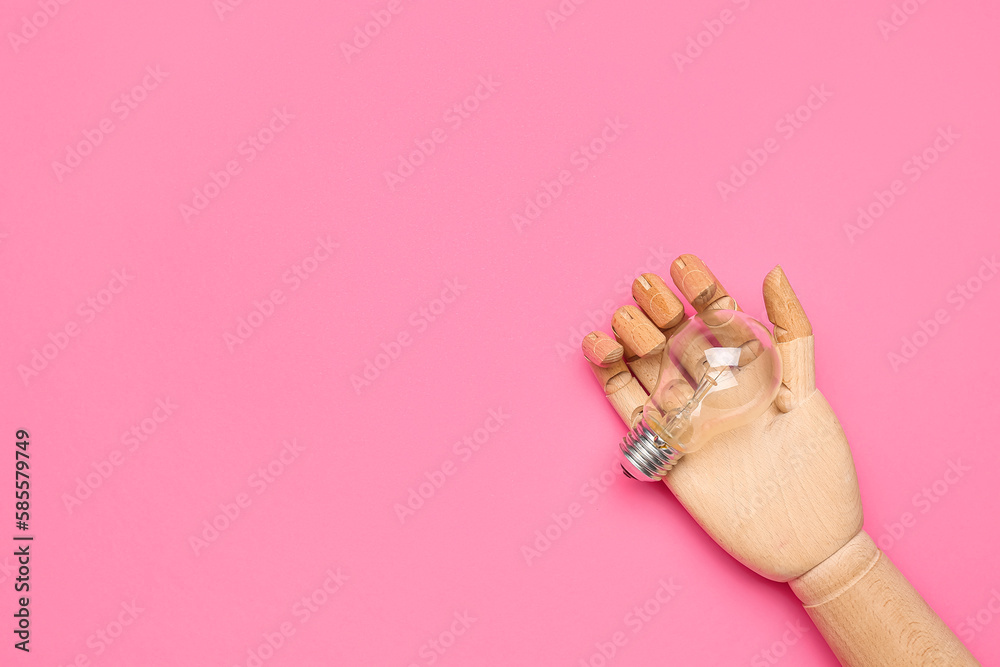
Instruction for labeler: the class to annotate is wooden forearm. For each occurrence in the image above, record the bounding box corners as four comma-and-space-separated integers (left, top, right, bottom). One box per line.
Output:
789, 531, 979, 666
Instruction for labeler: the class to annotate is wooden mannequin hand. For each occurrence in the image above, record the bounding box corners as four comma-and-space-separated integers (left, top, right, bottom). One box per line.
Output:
583, 254, 979, 666
585, 254, 861, 580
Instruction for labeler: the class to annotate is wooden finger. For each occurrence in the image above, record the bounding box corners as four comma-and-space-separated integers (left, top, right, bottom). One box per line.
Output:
612, 305, 667, 392
582, 331, 624, 367
621, 353, 660, 393
670, 254, 739, 312
612, 305, 665, 358
763, 265, 815, 412
632, 273, 685, 330
587, 359, 647, 427
763, 265, 812, 342
669, 254, 750, 372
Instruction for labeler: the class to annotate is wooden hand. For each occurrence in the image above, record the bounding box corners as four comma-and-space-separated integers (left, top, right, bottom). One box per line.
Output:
583, 254, 978, 666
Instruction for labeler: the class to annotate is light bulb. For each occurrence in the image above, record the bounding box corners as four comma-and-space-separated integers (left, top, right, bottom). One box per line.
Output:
619, 310, 782, 482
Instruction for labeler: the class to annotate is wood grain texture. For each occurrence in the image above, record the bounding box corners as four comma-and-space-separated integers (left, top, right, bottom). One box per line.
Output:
623, 355, 659, 393
632, 273, 685, 329
582, 331, 624, 367
587, 359, 646, 427
764, 265, 815, 412
670, 254, 738, 312
790, 531, 980, 666
612, 305, 665, 358
775, 336, 816, 413
764, 265, 813, 342
611, 304, 667, 393
666, 389, 863, 580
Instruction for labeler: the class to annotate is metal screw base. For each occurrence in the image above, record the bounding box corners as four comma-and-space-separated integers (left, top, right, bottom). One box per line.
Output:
619, 419, 682, 482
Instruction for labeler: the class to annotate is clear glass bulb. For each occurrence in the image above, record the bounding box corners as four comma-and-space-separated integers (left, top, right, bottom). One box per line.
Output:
619, 310, 782, 482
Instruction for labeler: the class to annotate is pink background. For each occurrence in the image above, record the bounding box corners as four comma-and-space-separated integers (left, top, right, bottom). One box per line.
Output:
3, 0, 1000, 665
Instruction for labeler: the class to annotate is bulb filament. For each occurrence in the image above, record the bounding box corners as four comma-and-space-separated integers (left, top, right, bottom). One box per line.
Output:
656, 367, 729, 450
